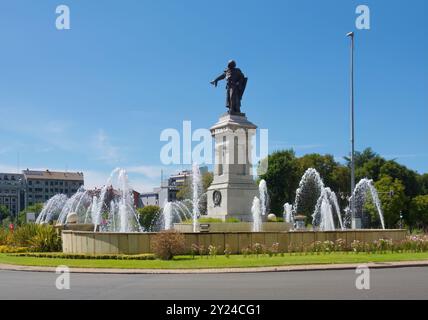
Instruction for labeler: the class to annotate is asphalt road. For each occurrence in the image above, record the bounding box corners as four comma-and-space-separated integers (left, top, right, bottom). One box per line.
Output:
0, 267, 427, 300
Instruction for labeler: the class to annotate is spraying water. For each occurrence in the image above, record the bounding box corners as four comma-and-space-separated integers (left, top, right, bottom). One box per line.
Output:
192, 164, 202, 232
348, 178, 385, 229
313, 187, 344, 231
283, 203, 294, 224
252, 196, 262, 232
38, 168, 142, 232
163, 202, 173, 230
259, 179, 269, 216
36, 194, 69, 224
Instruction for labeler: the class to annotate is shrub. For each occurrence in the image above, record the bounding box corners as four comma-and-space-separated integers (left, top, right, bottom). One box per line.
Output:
0, 245, 29, 253
334, 239, 347, 252
241, 247, 252, 257
198, 217, 223, 223
351, 240, 364, 254
0, 228, 10, 246
8, 224, 39, 247
208, 245, 218, 258
198, 244, 206, 257
29, 225, 62, 252
224, 244, 232, 258
321, 241, 335, 254
190, 243, 199, 259
267, 243, 280, 257
10, 252, 156, 260
151, 231, 185, 260
137, 206, 161, 232
252, 243, 265, 257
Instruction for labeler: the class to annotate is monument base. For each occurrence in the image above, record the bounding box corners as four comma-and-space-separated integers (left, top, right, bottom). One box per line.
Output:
206, 112, 259, 222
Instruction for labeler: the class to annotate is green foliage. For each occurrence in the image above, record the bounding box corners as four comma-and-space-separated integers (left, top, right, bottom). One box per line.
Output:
380, 161, 420, 198
418, 174, 428, 195
18, 203, 44, 225
258, 150, 300, 214
0, 245, 29, 253
151, 231, 185, 260
10, 252, 155, 260
137, 205, 160, 232
8, 224, 61, 252
258, 147, 427, 229
409, 195, 428, 231
29, 225, 62, 252
197, 217, 223, 223
9, 223, 39, 247
372, 175, 407, 228
0, 228, 10, 245
0, 205, 9, 222
176, 171, 213, 215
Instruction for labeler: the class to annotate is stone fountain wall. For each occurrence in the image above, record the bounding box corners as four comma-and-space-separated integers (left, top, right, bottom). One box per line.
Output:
62, 229, 407, 255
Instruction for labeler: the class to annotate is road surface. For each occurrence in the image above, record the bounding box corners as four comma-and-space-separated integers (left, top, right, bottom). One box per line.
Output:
0, 267, 427, 299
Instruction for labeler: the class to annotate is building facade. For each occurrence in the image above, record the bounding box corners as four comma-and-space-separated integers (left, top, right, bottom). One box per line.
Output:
142, 166, 208, 208
0, 173, 26, 218
23, 170, 84, 206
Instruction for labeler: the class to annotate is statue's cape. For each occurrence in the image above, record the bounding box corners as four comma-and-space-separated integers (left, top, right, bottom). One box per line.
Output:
240, 77, 248, 99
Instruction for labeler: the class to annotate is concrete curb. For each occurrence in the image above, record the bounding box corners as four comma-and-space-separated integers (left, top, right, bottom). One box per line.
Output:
1, 260, 428, 274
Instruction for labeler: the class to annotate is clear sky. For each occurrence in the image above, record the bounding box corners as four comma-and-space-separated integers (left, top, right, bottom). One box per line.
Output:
0, 0, 427, 192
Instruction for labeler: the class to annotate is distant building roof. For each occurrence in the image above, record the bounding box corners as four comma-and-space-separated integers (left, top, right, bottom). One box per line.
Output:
22, 169, 84, 181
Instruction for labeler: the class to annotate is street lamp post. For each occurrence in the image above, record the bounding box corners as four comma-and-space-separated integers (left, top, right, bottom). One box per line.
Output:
347, 31, 358, 229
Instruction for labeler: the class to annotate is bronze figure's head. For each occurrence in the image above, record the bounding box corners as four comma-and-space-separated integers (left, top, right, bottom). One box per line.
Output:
227, 60, 236, 69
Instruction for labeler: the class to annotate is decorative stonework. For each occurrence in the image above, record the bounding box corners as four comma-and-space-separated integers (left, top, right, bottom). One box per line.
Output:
206, 113, 259, 221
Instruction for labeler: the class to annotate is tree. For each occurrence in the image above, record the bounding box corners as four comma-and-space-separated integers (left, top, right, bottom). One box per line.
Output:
409, 195, 428, 231
372, 175, 407, 228
18, 203, 44, 225
176, 171, 214, 215
258, 150, 300, 214
417, 174, 428, 195
0, 205, 9, 222
380, 161, 420, 198
344, 148, 378, 168
297, 153, 339, 188
356, 156, 386, 182
137, 205, 161, 232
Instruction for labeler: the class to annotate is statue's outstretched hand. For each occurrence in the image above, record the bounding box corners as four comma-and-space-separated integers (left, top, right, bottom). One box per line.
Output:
210, 80, 218, 87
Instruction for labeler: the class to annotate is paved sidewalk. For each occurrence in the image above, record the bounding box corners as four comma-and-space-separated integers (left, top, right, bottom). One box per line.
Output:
1, 260, 427, 274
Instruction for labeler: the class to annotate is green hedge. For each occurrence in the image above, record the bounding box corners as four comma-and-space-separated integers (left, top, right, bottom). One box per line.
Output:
9, 252, 156, 260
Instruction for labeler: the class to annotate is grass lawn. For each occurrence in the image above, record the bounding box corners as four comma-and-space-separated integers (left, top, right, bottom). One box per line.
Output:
1, 252, 428, 269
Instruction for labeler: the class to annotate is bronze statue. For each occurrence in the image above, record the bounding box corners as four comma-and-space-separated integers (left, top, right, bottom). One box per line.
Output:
211, 60, 247, 114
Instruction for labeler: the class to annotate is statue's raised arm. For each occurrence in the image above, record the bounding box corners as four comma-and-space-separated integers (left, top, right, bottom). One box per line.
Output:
210, 60, 247, 115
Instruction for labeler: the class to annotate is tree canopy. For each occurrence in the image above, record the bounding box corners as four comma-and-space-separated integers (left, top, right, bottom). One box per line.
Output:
258, 147, 427, 229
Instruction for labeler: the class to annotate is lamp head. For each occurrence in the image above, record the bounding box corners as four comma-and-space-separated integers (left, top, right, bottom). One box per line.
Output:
346, 32, 354, 37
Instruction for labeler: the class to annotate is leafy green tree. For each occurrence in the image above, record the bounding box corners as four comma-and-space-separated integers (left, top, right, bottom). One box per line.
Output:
356, 156, 386, 182
137, 205, 161, 231
409, 195, 428, 232
372, 175, 407, 228
297, 153, 338, 188
18, 203, 44, 225
380, 161, 420, 198
176, 172, 213, 200
344, 148, 379, 169
0, 205, 9, 222
417, 174, 428, 195
258, 150, 300, 214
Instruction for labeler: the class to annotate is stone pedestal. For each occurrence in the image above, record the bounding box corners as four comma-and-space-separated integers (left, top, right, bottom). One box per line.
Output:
207, 113, 259, 221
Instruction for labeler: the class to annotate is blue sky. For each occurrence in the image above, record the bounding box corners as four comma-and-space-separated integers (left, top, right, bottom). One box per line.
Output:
0, 0, 427, 192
